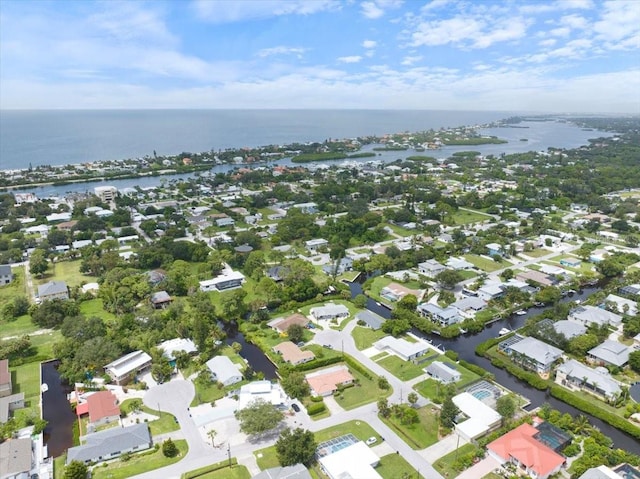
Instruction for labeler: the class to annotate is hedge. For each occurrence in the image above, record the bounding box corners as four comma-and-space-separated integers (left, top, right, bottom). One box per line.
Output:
458, 359, 491, 378
550, 385, 640, 441
307, 402, 326, 416
475, 334, 513, 356
181, 458, 238, 479
293, 355, 342, 372
343, 354, 373, 380
489, 356, 549, 390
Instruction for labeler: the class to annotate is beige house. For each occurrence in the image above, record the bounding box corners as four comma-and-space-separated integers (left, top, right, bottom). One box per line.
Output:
273, 341, 315, 366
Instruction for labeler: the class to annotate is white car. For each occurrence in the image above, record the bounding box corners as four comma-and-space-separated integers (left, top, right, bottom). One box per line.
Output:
366, 436, 377, 446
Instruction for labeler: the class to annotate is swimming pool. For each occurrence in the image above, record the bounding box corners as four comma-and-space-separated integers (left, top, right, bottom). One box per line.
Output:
316, 433, 359, 458
472, 390, 491, 400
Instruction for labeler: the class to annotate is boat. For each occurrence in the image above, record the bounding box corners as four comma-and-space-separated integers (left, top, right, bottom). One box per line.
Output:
515, 310, 526, 316
498, 328, 512, 336
459, 328, 468, 334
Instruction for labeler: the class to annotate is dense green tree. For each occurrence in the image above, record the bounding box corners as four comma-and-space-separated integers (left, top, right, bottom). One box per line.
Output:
596, 258, 625, 277
535, 286, 562, 304
629, 350, 640, 373
436, 269, 464, 289
287, 324, 304, 344
235, 399, 284, 436
30, 299, 79, 328
440, 396, 459, 429
396, 294, 418, 312
496, 395, 517, 425
29, 249, 48, 277
276, 428, 317, 466
162, 438, 178, 457
63, 461, 88, 479
281, 371, 310, 399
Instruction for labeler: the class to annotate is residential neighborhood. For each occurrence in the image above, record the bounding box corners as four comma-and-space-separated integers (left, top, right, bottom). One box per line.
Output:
1, 116, 640, 479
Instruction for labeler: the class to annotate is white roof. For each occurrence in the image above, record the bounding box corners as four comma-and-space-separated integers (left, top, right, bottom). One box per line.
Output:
319, 441, 381, 479
200, 267, 246, 287
453, 392, 501, 439
104, 351, 151, 379
238, 380, 288, 410
374, 336, 429, 358
159, 338, 197, 360
206, 356, 241, 384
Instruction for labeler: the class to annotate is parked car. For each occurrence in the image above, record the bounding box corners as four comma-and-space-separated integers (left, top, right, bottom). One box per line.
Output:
366, 436, 377, 446
291, 403, 301, 413
323, 344, 333, 349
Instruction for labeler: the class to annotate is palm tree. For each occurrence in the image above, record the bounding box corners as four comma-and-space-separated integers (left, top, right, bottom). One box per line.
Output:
573, 415, 590, 435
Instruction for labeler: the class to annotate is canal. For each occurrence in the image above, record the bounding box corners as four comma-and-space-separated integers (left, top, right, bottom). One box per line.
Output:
41, 360, 76, 458
348, 280, 640, 453
224, 322, 278, 380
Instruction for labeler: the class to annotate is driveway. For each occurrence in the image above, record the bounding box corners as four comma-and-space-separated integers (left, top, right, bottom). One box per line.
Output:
456, 456, 500, 479
419, 432, 467, 463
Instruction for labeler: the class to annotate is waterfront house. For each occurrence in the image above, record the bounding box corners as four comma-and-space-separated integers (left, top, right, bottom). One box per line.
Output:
37, 280, 69, 302
104, 351, 152, 385
418, 303, 462, 326
587, 340, 630, 368
205, 356, 242, 387
273, 341, 315, 366
159, 338, 198, 361
604, 294, 637, 316
66, 423, 151, 465
487, 423, 565, 479
555, 359, 621, 402
451, 296, 487, 317
322, 257, 353, 276
619, 284, 640, 298
499, 335, 562, 374
425, 361, 461, 384
452, 392, 501, 441
373, 336, 430, 361
477, 283, 504, 301
237, 381, 288, 410
552, 320, 587, 340
268, 313, 309, 334
0, 265, 13, 285
85, 390, 120, 429
418, 259, 446, 277
310, 304, 349, 322
568, 305, 623, 328
516, 269, 556, 288
355, 310, 385, 330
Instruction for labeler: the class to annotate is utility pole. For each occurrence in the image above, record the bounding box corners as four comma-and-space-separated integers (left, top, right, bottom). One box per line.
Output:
227, 442, 232, 467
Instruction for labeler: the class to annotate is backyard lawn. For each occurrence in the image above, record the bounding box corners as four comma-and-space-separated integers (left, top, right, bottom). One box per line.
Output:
0, 314, 39, 339
79, 298, 117, 322
380, 406, 440, 449
463, 255, 511, 273
91, 440, 188, 479
451, 209, 491, 225
10, 361, 42, 420
413, 356, 481, 401
34, 260, 95, 288
352, 325, 386, 350
0, 266, 27, 302
376, 452, 422, 479
334, 363, 391, 411
376, 355, 425, 381
120, 399, 180, 436
183, 461, 251, 479
432, 443, 481, 479
523, 248, 552, 258
314, 419, 381, 444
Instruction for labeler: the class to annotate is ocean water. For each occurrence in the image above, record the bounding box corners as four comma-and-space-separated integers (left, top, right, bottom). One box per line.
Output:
0, 109, 513, 169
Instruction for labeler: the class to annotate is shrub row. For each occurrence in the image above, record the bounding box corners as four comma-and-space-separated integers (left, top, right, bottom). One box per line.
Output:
343, 354, 373, 380
475, 335, 511, 356
293, 355, 342, 372
181, 458, 238, 479
550, 385, 640, 441
489, 356, 549, 390
458, 359, 491, 378
307, 402, 326, 416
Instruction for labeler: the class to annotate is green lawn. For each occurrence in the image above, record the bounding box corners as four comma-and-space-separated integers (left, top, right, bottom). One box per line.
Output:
184, 463, 251, 479
120, 399, 180, 436
383, 223, 415, 237
463, 255, 511, 273
0, 314, 39, 339
254, 445, 280, 470
367, 276, 393, 304
377, 452, 422, 479
524, 248, 552, 258
482, 473, 503, 479
352, 326, 387, 350
35, 260, 95, 288
432, 443, 481, 479
315, 419, 381, 444
79, 298, 117, 322
451, 210, 491, 225
413, 356, 481, 401
376, 355, 425, 381
0, 266, 27, 302
10, 361, 42, 420
380, 406, 439, 449
91, 440, 188, 479
334, 364, 392, 410
300, 300, 360, 329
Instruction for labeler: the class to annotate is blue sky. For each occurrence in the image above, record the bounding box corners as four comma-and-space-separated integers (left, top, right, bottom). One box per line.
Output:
1, 0, 639, 112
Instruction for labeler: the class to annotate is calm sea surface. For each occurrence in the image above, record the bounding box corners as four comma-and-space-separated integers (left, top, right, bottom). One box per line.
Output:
1, 109, 514, 169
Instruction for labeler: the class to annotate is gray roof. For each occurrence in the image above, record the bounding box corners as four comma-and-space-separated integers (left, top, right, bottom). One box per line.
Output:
0, 265, 12, 276
570, 305, 623, 327
66, 423, 151, 464
205, 355, 242, 384
37, 280, 67, 297
0, 438, 31, 476
578, 465, 626, 479
451, 296, 486, 312
588, 340, 630, 367
151, 291, 172, 303
509, 336, 562, 365
418, 303, 461, 320
425, 361, 461, 382
252, 464, 312, 479
553, 320, 587, 340
356, 310, 385, 330
556, 359, 621, 398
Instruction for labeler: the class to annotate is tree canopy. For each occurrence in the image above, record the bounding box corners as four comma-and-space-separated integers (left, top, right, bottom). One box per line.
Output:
275, 427, 317, 466
235, 399, 284, 436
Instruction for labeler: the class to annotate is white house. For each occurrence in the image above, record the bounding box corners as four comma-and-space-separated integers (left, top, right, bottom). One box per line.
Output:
104, 350, 152, 385
310, 304, 349, 322
452, 392, 501, 441
424, 361, 461, 384
568, 305, 623, 328
237, 381, 288, 410
199, 266, 245, 292
305, 238, 328, 253
373, 336, 430, 361
319, 441, 381, 479
206, 356, 243, 387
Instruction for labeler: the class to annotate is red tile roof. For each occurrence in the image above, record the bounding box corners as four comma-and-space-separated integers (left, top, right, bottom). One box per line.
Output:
0, 359, 10, 387
488, 423, 565, 479
87, 391, 120, 423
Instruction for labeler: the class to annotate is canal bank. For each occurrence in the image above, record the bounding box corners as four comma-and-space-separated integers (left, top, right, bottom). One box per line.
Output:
347, 280, 640, 453
41, 360, 76, 458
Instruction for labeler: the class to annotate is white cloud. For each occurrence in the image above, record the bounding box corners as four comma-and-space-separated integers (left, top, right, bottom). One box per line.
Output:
549, 27, 571, 38
257, 46, 307, 58
519, 0, 593, 15
337, 55, 363, 63
594, 0, 640, 46
421, 0, 450, 14
192, 0, 339, 23
560, 14, 588, 30
539, 38, 557, 47
362, 40, 377, 49
360, 0, 403, 19
401, 55, 423, 66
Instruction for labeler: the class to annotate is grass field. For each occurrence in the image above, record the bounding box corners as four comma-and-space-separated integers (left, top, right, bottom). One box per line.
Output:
523, 248, 552, 258
190, 465, 251, 479
91, 440, 188, 479
334, 363, 391, 410
463, 254, 511, 273
352, 326, 387, 350
0, 266, 27, 302
10, 361, 42, 420
413, 356, 481, 401
451, 210, 491, 225
383, 222, 415, 238
0, 314, 39, 339
381, 406, 440, 449
432, 443, 481, 478
79, 298, 117, 322
377, 452, 422, 478
376, 355, 425, 381
120, 399, 180, 436
315, 419, 381, 443
254, 445, 279, 470
35, 260, 95, 288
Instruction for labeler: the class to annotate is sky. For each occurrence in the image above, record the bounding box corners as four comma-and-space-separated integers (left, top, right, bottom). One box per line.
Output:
0, 0, 639, 113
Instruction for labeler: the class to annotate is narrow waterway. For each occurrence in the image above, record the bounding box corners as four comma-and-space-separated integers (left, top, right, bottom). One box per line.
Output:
41, 360, 76, 458
223, 322, 278, 380
348, 280, 640, 453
